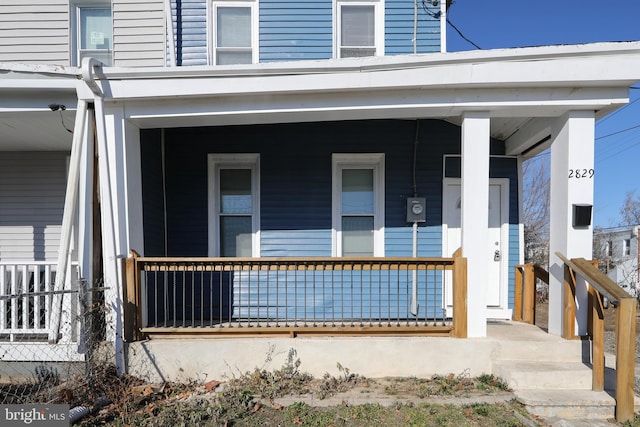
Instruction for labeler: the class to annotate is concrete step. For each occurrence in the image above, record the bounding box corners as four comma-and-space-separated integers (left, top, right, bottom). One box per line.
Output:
515, 389, 615, 420
495, 338, 586, 363
493, 360, 593, 390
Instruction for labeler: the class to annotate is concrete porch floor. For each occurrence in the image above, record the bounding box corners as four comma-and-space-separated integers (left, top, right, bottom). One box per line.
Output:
126, 320, 582, 381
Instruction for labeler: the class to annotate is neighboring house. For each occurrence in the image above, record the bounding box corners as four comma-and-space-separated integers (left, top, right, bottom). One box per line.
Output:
1, 1, 640, 380
594, 225, 640, 291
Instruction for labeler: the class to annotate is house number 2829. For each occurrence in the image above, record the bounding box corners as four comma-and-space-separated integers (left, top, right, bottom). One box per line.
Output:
568, 169, 594, 179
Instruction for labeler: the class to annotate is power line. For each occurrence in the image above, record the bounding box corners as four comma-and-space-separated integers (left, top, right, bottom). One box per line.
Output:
597, 139, 640, 164
447, 18, 482, 49
595, 123, 640, 141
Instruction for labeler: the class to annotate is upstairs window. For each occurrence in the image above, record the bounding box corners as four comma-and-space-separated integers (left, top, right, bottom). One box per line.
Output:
74, 4, 112, 66
335, 1, 383, 58
211, 1, 257, 65
623, 238, 631, 256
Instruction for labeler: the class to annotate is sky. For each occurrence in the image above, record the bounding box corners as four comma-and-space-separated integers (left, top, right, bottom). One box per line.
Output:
444, 0, 640, 227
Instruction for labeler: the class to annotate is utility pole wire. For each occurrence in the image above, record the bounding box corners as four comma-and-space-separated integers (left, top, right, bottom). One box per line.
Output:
447, 18, 482, 49
596, 123, 640, 140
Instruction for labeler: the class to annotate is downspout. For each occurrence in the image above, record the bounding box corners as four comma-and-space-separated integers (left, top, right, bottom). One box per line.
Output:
81, 57, 126, 375
440, 0, 447, 53
413, 0, 418, 54
165, 0, 177, 67
49, 99, 88, 344
410, 121, 420, 316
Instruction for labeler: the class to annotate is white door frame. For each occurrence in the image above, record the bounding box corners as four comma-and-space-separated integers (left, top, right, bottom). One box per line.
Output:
442, 177, 511, 319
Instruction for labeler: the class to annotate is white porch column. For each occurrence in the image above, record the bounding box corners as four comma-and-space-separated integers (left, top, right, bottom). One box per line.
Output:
77, 110, 94, 285
95, 101, 144, 373
548, 111, 595, 336
461, 112, 491, 338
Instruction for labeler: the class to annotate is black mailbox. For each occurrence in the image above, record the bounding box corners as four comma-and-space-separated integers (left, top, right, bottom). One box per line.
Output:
573, 204, 592, 228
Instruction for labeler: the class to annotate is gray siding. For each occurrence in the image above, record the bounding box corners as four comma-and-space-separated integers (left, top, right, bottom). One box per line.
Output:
0, 152, 67, 262
0, 1, 69, 65
113, 0, 166, 67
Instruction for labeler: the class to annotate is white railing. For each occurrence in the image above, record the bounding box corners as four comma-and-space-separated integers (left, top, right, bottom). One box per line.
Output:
0, 261, 80, 343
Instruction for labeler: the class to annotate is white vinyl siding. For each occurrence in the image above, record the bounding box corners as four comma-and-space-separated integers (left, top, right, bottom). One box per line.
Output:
0, 153, 67, 262
0, 1, 69, 65
113, 0, 166, 67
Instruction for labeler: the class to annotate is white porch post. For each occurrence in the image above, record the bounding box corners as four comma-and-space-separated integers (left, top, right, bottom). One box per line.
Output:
95, 101, 144, 373
461, 112, 491, 338
77, 110, 94, 286
548, 111, 595, 336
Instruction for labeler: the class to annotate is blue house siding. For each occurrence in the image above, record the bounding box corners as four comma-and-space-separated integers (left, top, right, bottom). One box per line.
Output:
141, 119, 464, 259
140, 129, 165, 256
385, 0, 441, 55
168, 0, 442, 65
140, 118, 481, 259
170, 0, 208, 66
260, 0, 333, 62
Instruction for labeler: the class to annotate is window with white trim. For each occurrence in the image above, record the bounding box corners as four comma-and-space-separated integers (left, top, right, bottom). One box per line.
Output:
335, 0, 383, 58
211, 1, 257, 65
623, 238, 631, 256
72, 2, 112, 66
332, 154, 385, 256
208, 154, 260, 257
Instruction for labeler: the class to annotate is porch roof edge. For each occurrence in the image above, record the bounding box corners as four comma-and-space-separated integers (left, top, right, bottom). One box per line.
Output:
96, 41, 640, 81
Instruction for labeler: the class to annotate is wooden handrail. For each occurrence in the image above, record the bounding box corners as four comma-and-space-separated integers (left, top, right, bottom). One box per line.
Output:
556, 252, 636, 423
513, 263, 548, 325
556, 253, 629, 304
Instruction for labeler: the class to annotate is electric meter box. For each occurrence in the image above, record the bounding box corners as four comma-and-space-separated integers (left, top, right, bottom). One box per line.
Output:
406, 197, 426, 223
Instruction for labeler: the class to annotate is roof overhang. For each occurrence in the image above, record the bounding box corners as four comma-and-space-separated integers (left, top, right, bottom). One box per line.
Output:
2, 42, 640, 154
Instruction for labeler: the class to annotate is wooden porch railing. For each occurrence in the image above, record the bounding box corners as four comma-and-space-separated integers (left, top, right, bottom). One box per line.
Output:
557, 252, 636, 423
513, 263, 549, 325
123, 250, 467, 341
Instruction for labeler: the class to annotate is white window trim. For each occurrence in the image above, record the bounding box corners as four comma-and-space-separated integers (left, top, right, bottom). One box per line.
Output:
623, 238, 631, 257
333, 0, 385, 59
208, 0, 259, 65
332, 153, 385, 257
70, 1, 113, 67
207, 153, 260, 257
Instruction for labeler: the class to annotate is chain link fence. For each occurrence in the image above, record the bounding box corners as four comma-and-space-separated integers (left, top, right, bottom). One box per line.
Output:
0, 273, 114, 408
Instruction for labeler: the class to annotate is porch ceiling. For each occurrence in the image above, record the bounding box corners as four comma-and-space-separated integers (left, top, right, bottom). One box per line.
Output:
0, 67, 78, 151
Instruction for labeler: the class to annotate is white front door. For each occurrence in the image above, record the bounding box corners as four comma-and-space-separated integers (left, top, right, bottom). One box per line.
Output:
443, 179, 510, 317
